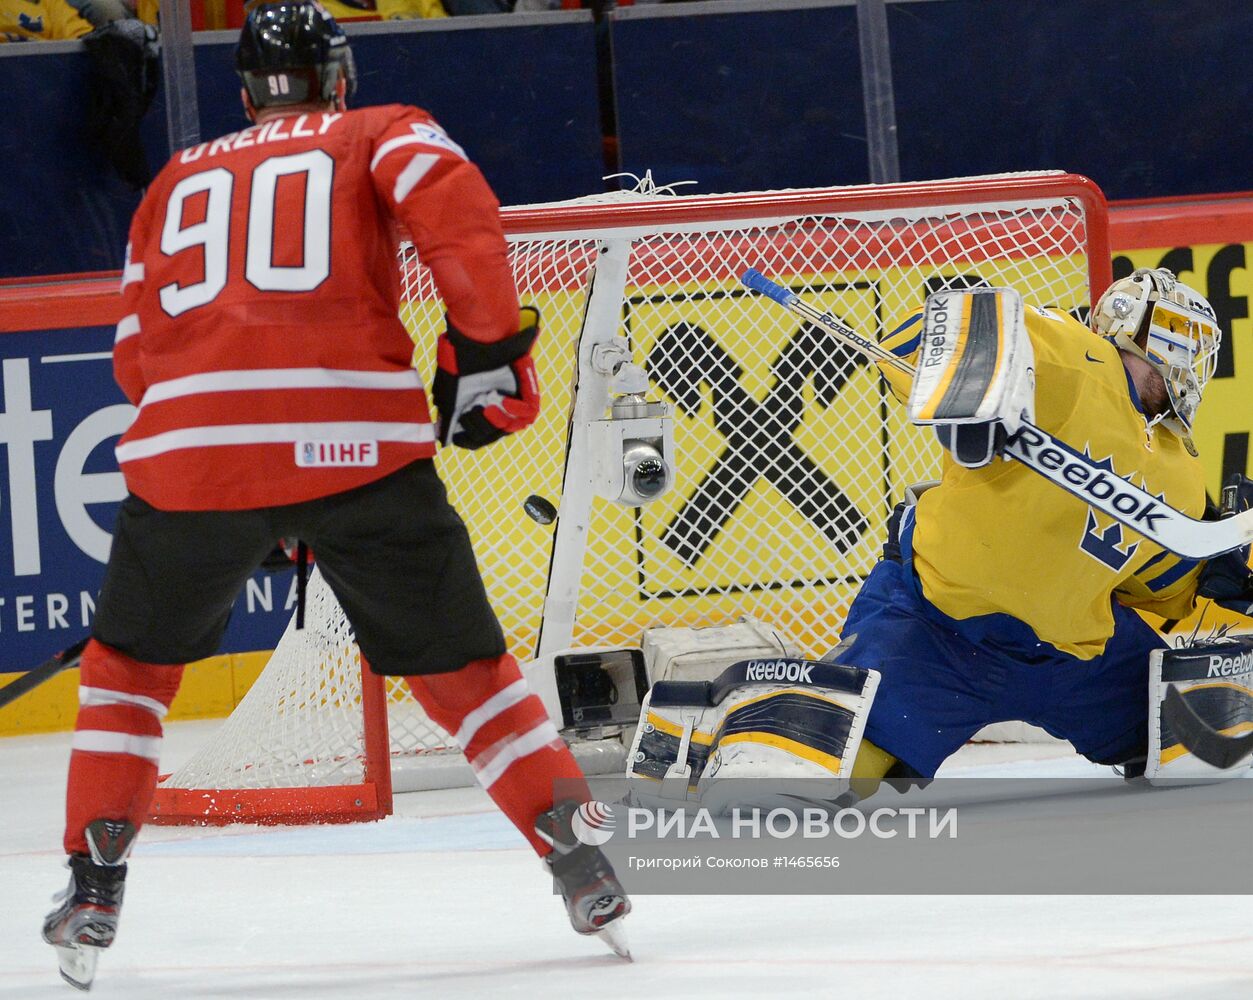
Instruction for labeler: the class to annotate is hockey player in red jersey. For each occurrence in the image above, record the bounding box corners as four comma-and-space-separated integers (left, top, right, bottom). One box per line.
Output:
43, 3, 628, 988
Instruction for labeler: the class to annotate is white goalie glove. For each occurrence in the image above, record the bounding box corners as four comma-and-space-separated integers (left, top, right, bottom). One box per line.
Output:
908, 287, 1036, 468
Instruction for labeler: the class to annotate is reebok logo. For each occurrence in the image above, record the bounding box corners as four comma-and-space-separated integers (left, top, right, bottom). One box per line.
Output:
1208, 650, 1253, 678
922, 302, 950, 369
744, 659, 814, 683
1008, 426, 1170, 534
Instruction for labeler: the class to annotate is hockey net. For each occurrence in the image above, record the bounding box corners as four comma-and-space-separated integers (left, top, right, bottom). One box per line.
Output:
150, 173, 1109, 824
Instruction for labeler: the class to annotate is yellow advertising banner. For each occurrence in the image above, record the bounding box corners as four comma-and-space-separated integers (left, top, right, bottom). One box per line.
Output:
1106, 232, 1252, 632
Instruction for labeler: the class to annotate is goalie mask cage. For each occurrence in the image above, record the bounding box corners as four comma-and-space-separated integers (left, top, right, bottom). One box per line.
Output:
149, 172, 1111, 825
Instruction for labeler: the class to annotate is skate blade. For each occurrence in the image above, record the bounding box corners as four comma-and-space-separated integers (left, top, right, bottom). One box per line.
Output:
594, 919, 631, 961
54, 943, 99, 991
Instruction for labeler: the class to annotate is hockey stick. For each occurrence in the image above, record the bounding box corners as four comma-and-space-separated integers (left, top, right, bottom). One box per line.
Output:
741, 269, 1253, 561
0, 637, 89, 711
1161, 683, 1253, 770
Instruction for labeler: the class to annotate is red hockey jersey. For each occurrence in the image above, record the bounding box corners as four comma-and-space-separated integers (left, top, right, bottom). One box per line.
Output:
113, 103, 518, 510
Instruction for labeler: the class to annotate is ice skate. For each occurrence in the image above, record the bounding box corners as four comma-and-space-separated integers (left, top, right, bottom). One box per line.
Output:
43, 820, 134, 991
536, 802, 632, 960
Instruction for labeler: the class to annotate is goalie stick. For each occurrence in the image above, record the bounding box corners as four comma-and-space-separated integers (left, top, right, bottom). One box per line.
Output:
0, 637, 89, 711
741, 269, 1253, 561
1161, 683, 1253, 770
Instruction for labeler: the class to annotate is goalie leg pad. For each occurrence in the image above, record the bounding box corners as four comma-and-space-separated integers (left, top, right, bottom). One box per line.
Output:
630, 697, 717, 796
65, 640, 183, 856
626, 658, 878, 813
1146, 635, 1253, 783
696, 685, 875, 815
704, 687, 859, 779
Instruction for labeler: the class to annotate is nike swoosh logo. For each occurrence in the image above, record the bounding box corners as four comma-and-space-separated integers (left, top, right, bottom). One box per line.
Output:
1084, 350, 1104, 364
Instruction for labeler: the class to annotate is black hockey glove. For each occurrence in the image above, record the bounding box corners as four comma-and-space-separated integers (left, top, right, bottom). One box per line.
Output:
1197, 474, 1253, 617
83, 19, 160, 190
432, 307, 540, 450
882, 501, 907, 563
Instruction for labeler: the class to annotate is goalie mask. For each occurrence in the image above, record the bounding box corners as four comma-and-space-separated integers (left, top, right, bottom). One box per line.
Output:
237, 1, 357, 112
1091, 268, 1221, 436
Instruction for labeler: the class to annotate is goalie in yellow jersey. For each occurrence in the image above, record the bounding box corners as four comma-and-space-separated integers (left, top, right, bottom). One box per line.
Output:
825, 267, 1248, 785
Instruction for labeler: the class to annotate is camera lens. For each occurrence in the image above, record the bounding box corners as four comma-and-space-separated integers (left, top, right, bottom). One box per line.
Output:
631, 457, 668, 498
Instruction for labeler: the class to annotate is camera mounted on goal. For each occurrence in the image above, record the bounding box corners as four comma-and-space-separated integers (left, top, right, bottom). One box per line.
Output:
586, 337, 675, 506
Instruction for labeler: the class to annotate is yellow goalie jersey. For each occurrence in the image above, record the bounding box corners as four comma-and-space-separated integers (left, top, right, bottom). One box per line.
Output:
0, 0, 92, 40
879, 305, 1206, 660
314, 0, 448, 21
0, 1, 158, 42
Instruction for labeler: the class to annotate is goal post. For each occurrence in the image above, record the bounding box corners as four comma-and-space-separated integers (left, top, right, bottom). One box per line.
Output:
149, 172, 1110, 824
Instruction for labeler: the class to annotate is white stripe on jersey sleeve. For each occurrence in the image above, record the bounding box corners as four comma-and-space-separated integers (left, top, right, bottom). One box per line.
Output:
371, 134, 426, 173
121, 261, 144, 290
394, 153, 439, 204
115, 314, 141, 343
370, 122, 466, 173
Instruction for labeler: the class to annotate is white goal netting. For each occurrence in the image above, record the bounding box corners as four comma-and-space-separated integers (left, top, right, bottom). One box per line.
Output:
159, 175, 1105, 806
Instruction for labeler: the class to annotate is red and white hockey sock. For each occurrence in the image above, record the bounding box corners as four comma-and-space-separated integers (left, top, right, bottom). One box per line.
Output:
64, 640, 184, 857
406, 654, 589, 855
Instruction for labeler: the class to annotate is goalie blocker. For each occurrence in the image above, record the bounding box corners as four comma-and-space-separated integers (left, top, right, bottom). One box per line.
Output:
626, 657, 879, 815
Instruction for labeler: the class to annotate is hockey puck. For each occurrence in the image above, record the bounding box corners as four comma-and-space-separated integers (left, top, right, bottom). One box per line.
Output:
523, 494, 557, 525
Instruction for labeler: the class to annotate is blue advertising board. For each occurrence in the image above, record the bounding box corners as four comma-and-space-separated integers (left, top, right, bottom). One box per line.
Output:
886, 0, 1253, 200
0, 326, 291, 670
610, 1, 869, 194
0, 14, 604, 280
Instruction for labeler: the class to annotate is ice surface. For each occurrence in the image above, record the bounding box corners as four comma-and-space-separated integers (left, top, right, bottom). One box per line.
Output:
2, 721, 1250, 999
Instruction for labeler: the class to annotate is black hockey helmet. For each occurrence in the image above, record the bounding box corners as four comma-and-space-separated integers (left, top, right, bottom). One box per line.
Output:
236, 2, 357, 111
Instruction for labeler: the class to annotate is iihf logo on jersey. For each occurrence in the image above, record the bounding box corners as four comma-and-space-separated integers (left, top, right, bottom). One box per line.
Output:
571, 801, 618, 846
294, 439, 379, 467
